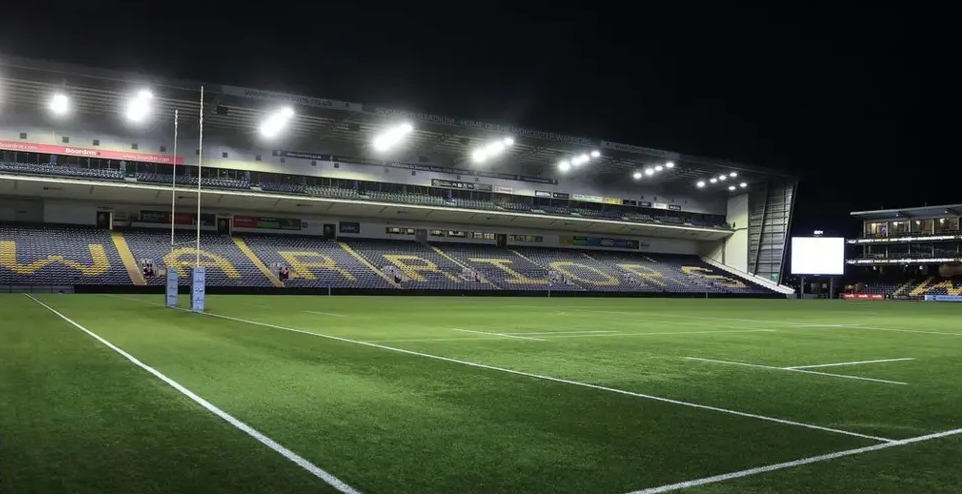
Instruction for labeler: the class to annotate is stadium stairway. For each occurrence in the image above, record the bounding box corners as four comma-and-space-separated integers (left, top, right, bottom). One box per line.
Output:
909, 277, 936, 297
110, 231, 146, 286
429, 245, 500, 289
892, 278, 919, 297
231, 237, 285, 288
337, 241, 401, 288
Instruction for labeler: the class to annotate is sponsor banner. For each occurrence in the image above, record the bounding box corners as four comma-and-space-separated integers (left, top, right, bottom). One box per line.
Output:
573, 194, 604, 203
622, 199, 637, 206
190, 266, 206, 313
652, 202, 669, 210
0, 140, 185, 164
234, 215, 302, 230
534, 190, 552, 198
275, 149, 328, 161
560, 236, 644, 250
668, 204, 682, 211
924, 295, 962, 302
552, 192, 570, 200
600, 141, 681, 160
603, 197, 622, 205
494, 185, 513, 193
139, 210, 215, 227
638, 201, 653, 208
431, 179, 493, 191
843, 293, 885, 300
339, 221, 361, 234
165, 269, 179, 307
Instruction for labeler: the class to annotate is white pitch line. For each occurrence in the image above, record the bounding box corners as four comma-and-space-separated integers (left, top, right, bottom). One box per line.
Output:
624, 425, 962, 494
787, 357, 914, 370
849, 326, 962, 337
139, 304, 891, 443
26, 295, 361, 494
368, 337, 511, 343
451, 327, 545, 341
305, 310, 349, 318
686, 357, 908, 385
538, 329, 776, 339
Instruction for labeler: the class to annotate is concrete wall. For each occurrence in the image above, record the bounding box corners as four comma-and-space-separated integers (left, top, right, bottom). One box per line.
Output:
722, 193, 750, 272
0, 116, 726, 215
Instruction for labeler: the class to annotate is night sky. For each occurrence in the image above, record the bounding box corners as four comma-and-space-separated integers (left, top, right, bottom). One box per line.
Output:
0, 3, 923, 237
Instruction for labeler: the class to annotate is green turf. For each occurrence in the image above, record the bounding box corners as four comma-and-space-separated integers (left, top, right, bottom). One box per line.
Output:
1, 295, 960, 494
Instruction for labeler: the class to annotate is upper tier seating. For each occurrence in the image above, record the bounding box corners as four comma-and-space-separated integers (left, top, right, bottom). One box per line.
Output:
123, 230, 272, 286
0, 225, 130, 285
0, 161, 124, 180
347, 239, 496, 290
137, 173, 250, 189
241, 235, 393, 289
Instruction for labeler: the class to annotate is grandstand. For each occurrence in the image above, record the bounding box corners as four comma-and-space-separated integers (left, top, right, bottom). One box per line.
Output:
846, 203, 962, 299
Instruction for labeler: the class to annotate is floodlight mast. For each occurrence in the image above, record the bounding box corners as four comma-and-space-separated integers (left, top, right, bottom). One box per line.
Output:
171, 109, 179, 253
196, 86, 204, 267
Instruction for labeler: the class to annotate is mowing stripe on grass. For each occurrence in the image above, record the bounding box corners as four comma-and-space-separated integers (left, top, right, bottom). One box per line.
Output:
623, 425, 962, 494
27, 295, 362, 494
451, 327, 545, 341
139, 302, 892, 443
535, 329, 776, 339
787, 357, 914, 370
685, 357, 908, 385
503, 330, 617, 335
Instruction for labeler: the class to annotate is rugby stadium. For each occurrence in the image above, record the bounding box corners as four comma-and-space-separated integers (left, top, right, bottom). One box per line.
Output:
2, 55, 961, 494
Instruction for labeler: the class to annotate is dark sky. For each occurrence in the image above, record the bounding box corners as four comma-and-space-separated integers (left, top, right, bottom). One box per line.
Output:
0, 3, 930, 237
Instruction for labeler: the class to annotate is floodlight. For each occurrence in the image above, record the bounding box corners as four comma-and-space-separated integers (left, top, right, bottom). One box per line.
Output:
739, 182, 747, 188
718, 175, 727, 181
48, 93, 70, 116
696, 180, 706, 188
259, 107, 295, 139
590, 150, 601, 158
633, 171, 642, 180
125, 89, 153, 123
644, 168, 655, 176
728, 185, 736, 191
710, 178, 717, 183
655, 165, 663, 172
729, 171, 738, 177
373, 123, 414, 152
666, 161, 675, 168
558, 160, 571, 172
472, 137, 514, 163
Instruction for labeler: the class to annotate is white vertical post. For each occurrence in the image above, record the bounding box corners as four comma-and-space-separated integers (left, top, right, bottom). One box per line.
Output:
170, 109, 179, 253
196, 87, 204, 267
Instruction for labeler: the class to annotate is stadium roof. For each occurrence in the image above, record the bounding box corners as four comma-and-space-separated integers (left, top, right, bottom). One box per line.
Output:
0, 54, 794, 188
851, 204, 962, 220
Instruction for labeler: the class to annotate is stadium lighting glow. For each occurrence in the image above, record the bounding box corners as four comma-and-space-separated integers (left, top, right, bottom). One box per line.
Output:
472, 137, 514, 163
696, 180, 706, 188
710, 178, 717, 184
590, 150, 601, 158
125, 89, 153, 123
258, 107, 295, 139
633, 171, 642, 180
48, 93, 70, 116
729, 171, 738, 177
740, 182, 748, 188
718, 175, 727, 181
558, 160, 571, 172
373, 123, 414, 152
655, 165, 663, 172
644, 168, 655, 176
728, 185, 736, 191
666, 161, 675, 168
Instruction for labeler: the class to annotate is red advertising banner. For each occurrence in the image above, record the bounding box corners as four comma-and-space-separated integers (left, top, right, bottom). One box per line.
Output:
843, 293, 885, 300
0, 140, 184, 165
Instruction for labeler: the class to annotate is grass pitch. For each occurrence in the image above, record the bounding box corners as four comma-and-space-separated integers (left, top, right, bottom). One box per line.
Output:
1, 295, 961, 494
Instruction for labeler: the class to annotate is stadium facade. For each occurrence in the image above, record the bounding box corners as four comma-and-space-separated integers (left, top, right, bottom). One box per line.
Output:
0, 55, 796, 295
846, 204, 962, 300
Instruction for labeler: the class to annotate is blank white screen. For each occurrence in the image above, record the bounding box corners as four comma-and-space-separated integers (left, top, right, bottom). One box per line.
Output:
791, 237, 845, 275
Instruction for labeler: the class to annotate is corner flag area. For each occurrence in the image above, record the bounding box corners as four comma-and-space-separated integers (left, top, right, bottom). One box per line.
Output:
1, 295, 960, 494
